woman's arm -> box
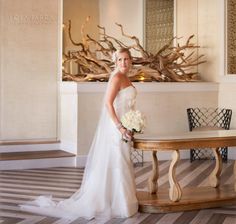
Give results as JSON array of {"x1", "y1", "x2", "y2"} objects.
[
  {"x1": 105, "y1": 74, "x2": 121, "y2": 125},
  {"x1": 105, "y1": 74, "x2": 128, "y2": 136}
]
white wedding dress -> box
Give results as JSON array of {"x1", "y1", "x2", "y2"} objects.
[{"x1": 20, "y1": 73, "x2": 138, "y2": 221}]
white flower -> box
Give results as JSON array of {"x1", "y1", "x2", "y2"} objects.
[{"x1": 121, "y1": 110, "x2": 146, "y2": 133}]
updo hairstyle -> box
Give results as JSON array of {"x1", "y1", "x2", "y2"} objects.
[{"x1": 112, "y1": 48, "x2": 132, "y2": 64}]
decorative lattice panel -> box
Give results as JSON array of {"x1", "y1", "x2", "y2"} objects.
[
  {"x1": 227, "y1": 0, "x2": 236, "y2": 74},
  {"x1": 145, "y1": 0, "x2": 174, "y2": 55},
  {"x1": 187, "y1": 108, "x2": 232, "y2": 162},
  {"x1": 130, "y1": 148, "x2": 144, "y2": 166}
]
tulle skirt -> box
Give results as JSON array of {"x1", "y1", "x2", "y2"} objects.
[{"x1": 20, "y1": 124, "x2": 138, "y2": 221}]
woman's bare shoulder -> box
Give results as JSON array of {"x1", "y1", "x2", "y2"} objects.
[{"x1": 110, "y1": 72, "x2": 123, "y2": 85}]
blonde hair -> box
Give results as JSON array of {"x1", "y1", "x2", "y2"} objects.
[{"x1": 112, "y1": 48, "x2": 132, "y2": 63}]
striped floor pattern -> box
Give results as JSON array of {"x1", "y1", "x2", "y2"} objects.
[{"x1": 0, "y1": 160, "x2": 236, "y2": 224}]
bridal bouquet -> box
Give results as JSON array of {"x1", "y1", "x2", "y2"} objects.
[{"x1": 121, "y1": 110, "x2": 146, "y2": 142}]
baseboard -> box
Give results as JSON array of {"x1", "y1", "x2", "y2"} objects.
[
  {"x1": 0, "y1": 141, "x2": 77, "y2": 155},
  {"x1": 60, "y1": 140, "x2": 77, "y2": 154},
  {"x1": 0, "y1": 157, "x2": 76, "y2": 170},
  {"x1": 0, "y1": 143, "x2": 61, "y2": 153}
]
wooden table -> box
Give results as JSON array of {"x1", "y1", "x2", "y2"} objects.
[{"x1": 133, "y1": 130, "x2": 236, "y2": 213}]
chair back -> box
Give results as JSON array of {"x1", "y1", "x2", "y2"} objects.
[{"x1": 187, "y1": 108, "x2": 232, "y2": 131}]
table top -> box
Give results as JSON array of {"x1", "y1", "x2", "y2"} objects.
[{"x1": 133, "y1": 130, "x2": 236, "y2": 150}]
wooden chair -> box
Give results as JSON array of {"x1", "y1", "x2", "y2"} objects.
[{"x1": 187, "y1": 107, "x2": 232, "y2": 162}]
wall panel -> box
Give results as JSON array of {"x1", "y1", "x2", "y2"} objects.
[{"x1": 0, "y1": 0, "x2": 61, "y2": 141}]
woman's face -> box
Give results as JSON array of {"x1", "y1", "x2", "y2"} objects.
[{"x1": 116, "y1": 52, "x2": 132, "y2": 74}]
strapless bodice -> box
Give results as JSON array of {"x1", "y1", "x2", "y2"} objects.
[{"x1": 114, "y1": 85, "x2": 137, "y2": 118}]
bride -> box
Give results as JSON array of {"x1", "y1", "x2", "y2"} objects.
[{"x1": 20, "y1": 48, "x2": 139, "y2": 221}]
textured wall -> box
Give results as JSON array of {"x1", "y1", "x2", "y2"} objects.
[{"x1": 0, "y1": 0, "x2": 61, "y2": 141}]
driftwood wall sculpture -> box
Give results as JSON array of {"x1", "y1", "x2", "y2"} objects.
[{"x1": 63, "y1": 18, "x2": 206, "y2": 82}]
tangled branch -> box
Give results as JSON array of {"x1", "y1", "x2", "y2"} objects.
[{"x1": 63, "y1": 18, "x2": 206, "y2": 82}]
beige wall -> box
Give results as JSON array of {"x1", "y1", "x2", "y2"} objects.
[
  {"x1": 175, "y1": 0, "x2": 198, "y2": 43},
  {"x1": 99, "y1": 0, "x2": 144, "y2": 56},
  {"x1": 62, "y1": 83, "x2": 218, "y2": 156},
  {"x1": 219, "y1": 84, "x2": 236, "y2": 128},
  {"x1": 175, "y1": 0, "x2": 222, "y2": 82},
  {"x1": 77, "y1": 93, "x2": 104, "y2": 155},
  {"x1": 197, "y1": 0, "x2": 222, "y2": 82},
  {"x1": 60, "y1": 83, "x2": 79, "y2": 154},
  {"x1": 63, "y1": 0, "x2": 99, "y2": 53},
  {"x1": 175, "y1": 0, "x2": 198, "y2": 76},
  {"x1": 0, "y1": 0, "x2": 61, "y2": 141}
]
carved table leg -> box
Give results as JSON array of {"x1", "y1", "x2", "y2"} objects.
[
  {"x1": 148, "y1": 151, "x2": 158, "y2": 194},
  {"x1": 169, "y1": 150, "x2": 182, "y2": 202},
  {"x1": 209, "y1": 147, "x2": 222, "y2": 188}
]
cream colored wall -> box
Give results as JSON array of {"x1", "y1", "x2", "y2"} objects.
[
  {"x1": 63, "y1": 0, "x2": 99, "y2": 53},
  {"x1": 0, "y1": 0, "x2": 61, "y2": 141},
  {"x1": 137, "y1": 92, "x2": 217, "y2": 134},
  {"x1": 175, "y1": 0, "x2": 198, "y2": 43},
  {"x1": 60, "y1": 83, "x2": 78, "y2": 154},
  {"x1": 175, "y1": 0, "x2": 198, "y2": 75},
  {"x1": 99, "y1": 0, "x2": 144, "y2": 55},
  {"x1": 219, "y1": 84, "x2": 236, "y2": 128},
  {"x1": 68, "y1": 83, "x2": 218, "y2": 157},
  {"x1": 78, "y1": 93, "x2": 104, "y2": 155},
  {"x1": 175, "y1": 0, "x2": 221, "y2": 82},
  {"x1": 197, "y1": 0, "x2": 222, "y2": 82}
]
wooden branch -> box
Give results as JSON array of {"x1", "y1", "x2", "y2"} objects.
[
  {"x1": 63, "y1": 19, "x2": 206, "y2": 82},
  {"x1": 155, "y1": 36, "x2": 176, "y2": 56},
  {"x1": 115, "y1": 23, "x2": 149, "y2": 59},
  {"x1": 81, "y1": 16, "x2": 91, "y2": 50},
  {"x1": 68, "y1": 20, "x2": 85, "y2": 50}
]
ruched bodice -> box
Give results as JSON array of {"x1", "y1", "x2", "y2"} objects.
[{"x1": 114, "y1": 85, "x2": 137, "y2": 118}]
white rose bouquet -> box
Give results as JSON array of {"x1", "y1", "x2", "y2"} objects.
[{"x1": 120, "y1": 110, "x2": 146, "y2": 142}]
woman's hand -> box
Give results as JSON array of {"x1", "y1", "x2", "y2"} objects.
[
  {"x1": 119, "y1": 127, "x2": 133, "y2": 142},
  {"x1": 116, "y1": 122, "x2": 133, "y2": 142}
]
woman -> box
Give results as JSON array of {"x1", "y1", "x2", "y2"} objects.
[{"x1": 20, "y1": 48, "x2": 138, "y2": 221}]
